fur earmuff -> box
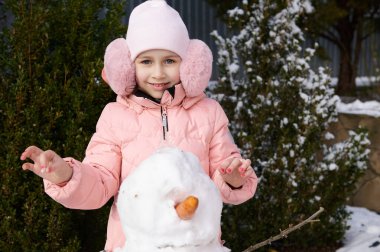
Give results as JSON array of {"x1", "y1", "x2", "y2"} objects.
[
  {"x1": 102, "y1": 38, "x2": 213, "y2": 97},
  {"x1": 180, "y1": 39, "x2": 213, "y2": 97},
  {"x1": 103, "y1": 38, "x2": 136, "y2": 96}
]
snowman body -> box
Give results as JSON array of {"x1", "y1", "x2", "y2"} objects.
[{"x1": 115, "y1": 148, "x2": 229, "y2": 252}]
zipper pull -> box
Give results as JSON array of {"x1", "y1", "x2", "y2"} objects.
[{"x1": 161, "y1": 107, "x2": 168, "y2": 140}]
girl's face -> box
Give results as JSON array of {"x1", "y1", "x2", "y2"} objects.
[{"x1": 135, "y1": 49, "x2": 181, "y2": 99}]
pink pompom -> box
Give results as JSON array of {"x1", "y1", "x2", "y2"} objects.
[
  {"x1": 180, "y1": 39, "x2": 213, "y2": 97},
  {"x1": 103, "y1": 38, "x2": 136, "y2": 96}
]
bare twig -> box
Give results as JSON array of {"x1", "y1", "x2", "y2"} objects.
[{"x1": 242, "y1": 207, "x2": 325, "y2": 252}]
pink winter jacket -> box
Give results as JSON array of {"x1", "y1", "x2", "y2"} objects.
[{"x1": 44, "y1": 84, "x2": 258, "y2": 251}]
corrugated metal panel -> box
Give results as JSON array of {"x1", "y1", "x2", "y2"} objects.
[{"x1": 124, "y1": 0, "x2": 379, "y2": 79}]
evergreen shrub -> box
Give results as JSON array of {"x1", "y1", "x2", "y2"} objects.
[
  {"x1": 0, "y1": 0, "x2": 126, "y2": 251},
  {"x1": 211, "y1": 0, "x2": 370, "y2": 251}
]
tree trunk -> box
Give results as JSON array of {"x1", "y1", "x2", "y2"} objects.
[
  {"x1": 335, "y1": 12, "x2": 358, "y2": 96},
  {"x1": 337, "y1": 48, "x2": 356, "y2": 95}
]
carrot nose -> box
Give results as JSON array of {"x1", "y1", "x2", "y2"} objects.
[{"x1": 175, "y1": 196, "x2": 199, "y2": 220}]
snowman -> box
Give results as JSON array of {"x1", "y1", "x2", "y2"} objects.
[{"x1": 115, "y1": 147, "x2": 230, "y2": 252}]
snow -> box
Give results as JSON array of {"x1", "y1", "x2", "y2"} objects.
[
  {"x1": 337, "y1": 206, "x2": 380, "y2": 252},
  {"x1": 111, "y1": 149, "x2": 380, "y2": 252},
  {"x1": 337, "y1": 99, "x2": 380, "y2": 118},
  {"x1": 115, "y1": 147, "x2": 229, "y2": 252},
  {"x1": 331, "y1": 77, "x2": 380, "y2": 87},
  {"x1": 208, "y1": 0, "x2": 379, "y2": 250},
  {"x1": 110, "y1": 99, "x2": 380, "y2": 252},
  {"x1": 306, "y1": 89, "x2": 379, "y2": 251}
]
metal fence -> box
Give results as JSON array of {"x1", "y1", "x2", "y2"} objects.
[{"x1": 125, "y1": 0, "x2": 380, "y2": 80}]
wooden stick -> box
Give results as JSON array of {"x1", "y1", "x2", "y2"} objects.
[{"x1": 242, "y1": 207, "x2": 325, "y2": 252}]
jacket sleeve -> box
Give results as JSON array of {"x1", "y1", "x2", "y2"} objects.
[
  {"x1": 208, "y1": 101, "x2": 258, "y2": 205},
  {"x1": 44, "y1": 104, "x2": 122, "y2": 210}
]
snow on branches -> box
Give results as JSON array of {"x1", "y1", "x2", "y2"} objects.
[{"x1": 211, "y1": 0, "x2": 370, "y2": 249}]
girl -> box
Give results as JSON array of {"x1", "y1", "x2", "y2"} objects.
[{"x1": 20, "y1": 0, "x2": 258, "y2": 250}]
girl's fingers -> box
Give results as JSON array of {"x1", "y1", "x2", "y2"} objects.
[
  {"x1": 21, "y1": 147, "x2": 57, "y2": 174},
  {"x1": 220, "y1": 158, "x2": 252, "y2": 175},
  {"x1": 220, "y1": 158, "x2": 233, "y2": 174},
  {"x1": 242, "y1": 166, "x2": 254, "y2": 177},
  {"x1": 20, "y1": 146, "x2": 43, "y2": 161},
  {"x1": 225, "y1": 158, "x2": 241, "y2": 174},
  {"x1": 242, "y1": 159, "x2": 251, "y2": 168},
  {"x1": 220, "y1": 158, "x2": 233, "y2": 169},
  {"x1": 39, "y1": 150, "x2": 57, "y2": 173},
  {"x1": 239, "y1": 159, "x2": 251, "y2": 173},
  {"x1": 23, "y1": 162, "x2": 44, "y2": 177},
  {"x1": 22, "y1": 162, "x2": 35, "y2": 171}
]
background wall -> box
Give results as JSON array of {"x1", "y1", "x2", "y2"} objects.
[{"x1": 329, "y1": 113, "x2": 380, "y2": 212}]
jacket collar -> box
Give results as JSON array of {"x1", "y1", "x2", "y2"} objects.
[
  {"x1": 116, "y1": 83, "x2": 205, "y2": 114},
  {"x1": 133, "y1": 86, "x2": 176, "y2": 103}
]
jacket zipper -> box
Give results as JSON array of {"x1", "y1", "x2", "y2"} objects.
[{"x1": 161, "y1": 106, "x2": 168, "y2": 140}]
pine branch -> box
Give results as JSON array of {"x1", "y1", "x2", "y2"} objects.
[{"x1": 242, "y1": 207, "x2": 325, "y2": 252}]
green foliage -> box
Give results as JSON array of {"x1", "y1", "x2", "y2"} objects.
[
  {"x1": 0, "y1": 0, "x2": 126, "y2": 250},
  {"x1": 211, "y1": 1, "x2": 370, "y2": 251},
  {"x1": 206, "y1": 0, "x2": 286, "y2": 25},
  {"x1": 205, "y1": 0, "x2": 240, "y2": 22}
]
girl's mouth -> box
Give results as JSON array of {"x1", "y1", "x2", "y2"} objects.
[{"x1": 150, "y1": 83, "x2": 170, "y2": 90}]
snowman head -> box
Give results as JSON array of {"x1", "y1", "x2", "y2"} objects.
[{"x1": 117, "y1": 147, "x2": 223, "y2": 250}]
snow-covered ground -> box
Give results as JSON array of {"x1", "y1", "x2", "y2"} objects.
[
  {"x1": 336, "y1": 95, "x2": 380, "y2": 252},
  {"x1": 337, "y1": 206, "x2": 380, "y2": 252},
  {"x1": 337, "y1": 99, "x2": 380, "y2": 117},
  {"x1": 332, "y1": 76, "x2": 380, "y2": 88}
]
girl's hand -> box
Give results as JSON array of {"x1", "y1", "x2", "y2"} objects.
[
  {"x1": 20, "y1": 146, "x2": 73, "y2": 185},
  {"x1": 219, "y1": 158, "x2": 253, "y2": 188}
]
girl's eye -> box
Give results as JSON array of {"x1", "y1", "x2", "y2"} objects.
[
  {"x1": 165, "y1": 59, "x2": 175, "y2": 64},
  {"x1": 140, "y1": 60, "x2": 151, "y2": 65}
]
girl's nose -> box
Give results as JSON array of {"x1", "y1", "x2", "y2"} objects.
[{"x1": 152, "y1": 64, "x2": 165, "y2": 79}]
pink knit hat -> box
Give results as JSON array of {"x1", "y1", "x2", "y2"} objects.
[
  {"x1": 102, "y1": 0, "x2": 213, "y2": 97},
  {"x1": 126, "y1": 0, "x2": 190, "y2": 61}
]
